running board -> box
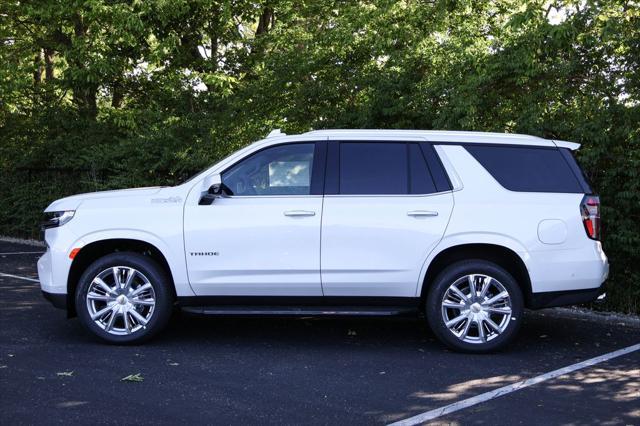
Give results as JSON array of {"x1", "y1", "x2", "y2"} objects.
[{"x1": 181, "y1": 305, "x2": 418, "y2": 317}]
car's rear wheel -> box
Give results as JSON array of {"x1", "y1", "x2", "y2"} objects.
[
  {"x1": 75, "y1": 252, "x2": 173, "y2": 344},
  {"x1": 426, "y1": 260, "x2": 523, "y2": 353}
]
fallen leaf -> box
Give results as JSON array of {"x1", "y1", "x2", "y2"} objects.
[
  {"x1": 121, "y1": 373, "x2": 144, "y2": 382},
  {"x1": 56, "y1": 371, "x2": 74, "y2": 377},
  {"x1": 168, "y1": 362, "x2": 179, "y2": 366},
  {"x1": 347, "y1": 329, "x2": 357, "y2": 336}
]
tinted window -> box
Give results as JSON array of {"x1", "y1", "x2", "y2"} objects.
[
  {"x1": 340, "y1": 143, "x2": 408, "y2": 194},
  {"x1": 408, "y1": 144, "x2": 437, "y2": 194},
  {"x1": 465, "y1": 145, "x2": 583, "y2": 193},
  {"x1": 222, "y1": 144, "x2": 314, "y2": 195},
  {"x1": 421, "y1": 143, "x2": 452, "y2": 192},
  {"x1": 559, "y1": 148, "x2": 593, "y2": 193}
]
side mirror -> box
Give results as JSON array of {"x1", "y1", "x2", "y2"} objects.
[
  {"x1": 208, "y1": 183, "x2": 223, "y2": 196},
  {"x1": 199, "y1": 174, "x2": 226, "y2": 205}
]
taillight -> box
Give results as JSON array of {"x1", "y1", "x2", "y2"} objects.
[{"x1": 581, "y1": 195, "x2": 600, "y2": 240}]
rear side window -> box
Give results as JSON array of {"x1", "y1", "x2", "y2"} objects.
[
  {"x1": 408, "y1": 144, "x2": 437, "y2": 194},
  {"x1": 339, "y1": 143, "x2": 408, "y2": 194},
  {"x1": 420, "y1": 143, "x2": 452, "y2": 192},
  {"x1": 465, "y1": 145, "x2": 584, "y2": 193}
]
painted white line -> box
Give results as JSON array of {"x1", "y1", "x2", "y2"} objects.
[
  {"x1": 389, "y1": 342, "x2": 640, "y2": 426},
  {"x1": 0, "y1": 251, "x2": 44, "y2": 255},
  {"x1": 0, "y1": 272, "x2": 40, "y2": 283}
]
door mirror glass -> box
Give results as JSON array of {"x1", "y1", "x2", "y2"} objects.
[
  {"x1": 208, "y1": 174, "x2": 224, "y2": 196},
  {"x1": 199, "y1": 174, "x2": 226, "y2": 205}
]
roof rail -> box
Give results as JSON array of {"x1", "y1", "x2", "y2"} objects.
[{"x1": 267, "y1": 129, "x2": 285, "y2": 138}]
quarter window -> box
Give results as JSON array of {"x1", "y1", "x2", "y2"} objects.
[
  {"x1": 222, "y1": 144, "x2": 314, "y2": 196},
  {"x1": 465, "y1": 145, "x2": 584, "y2": 193}
]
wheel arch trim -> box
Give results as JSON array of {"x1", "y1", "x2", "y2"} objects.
[
  {"x1": 66, "y1": 230, "x2": 194, "y2": 315},
  {"x1": 416, "y1": 234, "x2": 533, "y2": 305}
]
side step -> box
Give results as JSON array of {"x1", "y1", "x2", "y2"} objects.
[{"x1": 181, "y1": 305, "x2": 418, "y2": 317}]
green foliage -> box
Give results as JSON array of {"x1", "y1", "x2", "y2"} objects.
[{"x1": 1, "y1": 0, "x2": 638, "y2": 313}]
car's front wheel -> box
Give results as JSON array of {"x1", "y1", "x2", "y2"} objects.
[
  {"x1": 75, "y1": 252, "x2": 173, "y2": 344},
  {"x1": 426, "y1": 260, "x2": 524, "y2": 353}
]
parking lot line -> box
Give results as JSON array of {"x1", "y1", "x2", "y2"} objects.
[
  {"x1": 0, "y1": 251, "x2": 44, "y2": 255},
  {"x1": 0, "y1": 272, "x2": 40, "y2": 283},
  {"x1": 389, "y1": 342, "x2": 640, "y2": 426}
]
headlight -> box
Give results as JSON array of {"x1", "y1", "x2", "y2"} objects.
[{"x1": 41, "y1": 210, "x2": 75, "y2": 229}]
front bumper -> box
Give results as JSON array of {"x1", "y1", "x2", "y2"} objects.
[
  {"x1": 37, "y1": 226, "x2": 82, "y2": 312},
  {"x1": 38, "y1": 246, "x2": 71, "y2": 312},
  {"x1": 42, "y1": 291, "x2": 67, "y2": 310}
]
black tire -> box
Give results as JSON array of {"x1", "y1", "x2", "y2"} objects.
[
  {"x1": 75, "y1": 252, "x2": 173, "y2": 344},
  {"x1": 425, "y1": 260, "x2": 524, "y2": 353}
]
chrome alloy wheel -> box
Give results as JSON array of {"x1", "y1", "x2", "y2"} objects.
[
  {"x1": 441, "y1": 274, "x2": 513, "y2": 344},
  {"x1": 85, "y1": 266, "x2": 156, "y2": 336}
]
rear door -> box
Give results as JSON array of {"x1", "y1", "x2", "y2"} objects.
[{"x1": 320, "y1": 140, "x2": 454, "y2": 297}]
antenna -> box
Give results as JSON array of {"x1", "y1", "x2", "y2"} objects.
[{"x1": 267, "y1": 129, "x2": 285, "y2": 138}]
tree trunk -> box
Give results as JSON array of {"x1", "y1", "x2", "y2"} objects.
[
  {"x1": 73, "y1": 86, "x2": 98, "y2": 116},
  {"x1": 256, "y1": 7, "x2": 274, "y2": 36},
  {"x1": 33, "y1": 50, "x2": 43, "y2": 84},
  {"x1": 71, "y1": 13, "x2": 98, "y2": 117},
  {"x1": 111, "y1": 82, "x2": 124, "y2": 108},
  {"x1": 44, "y1": 48, "x2": 55, "y2": 80}
]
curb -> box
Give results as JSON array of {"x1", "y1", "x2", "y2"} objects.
[
  {"x1": 0, "y1": 236, "x2": 46, "y2": 247},
  {"x1": 538, "y1": 307, "x2": 640, "y2": 328}
]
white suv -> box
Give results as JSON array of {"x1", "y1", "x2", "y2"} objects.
[{"x1": 37, "y1": 130, "x2": 608, "y2": 352}]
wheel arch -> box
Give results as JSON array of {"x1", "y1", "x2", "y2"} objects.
[
  {"x1": 66, "y1": 238, "x2": 177, "y2": 317},
  {"x1": 419, "y1": 243, "x2": 533, "y2": 308}
]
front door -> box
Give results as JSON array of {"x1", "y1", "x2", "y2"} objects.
[{"x1": 184, "y1": 142, "x2": 325, "y2": 296}]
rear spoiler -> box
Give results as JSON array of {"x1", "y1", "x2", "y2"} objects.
[{"x1": 553, "y1": 140, "x2": 581, "y2": 150}]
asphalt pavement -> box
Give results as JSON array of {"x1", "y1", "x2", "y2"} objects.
[{"x1": 0, "y1": 240, "x2": 638, "y2": 425}]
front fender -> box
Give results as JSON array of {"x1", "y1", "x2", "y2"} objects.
[{"x1": 71, "y1": 229, "x2": 194, "y2": 297}]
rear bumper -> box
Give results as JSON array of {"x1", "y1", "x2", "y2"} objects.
[
  {"x1": 529, "y1": 282, "x2": 607, "y2": 309},
  {"x1": 526, "y1": 242, "x2": 609, "y2": 293},
  {"x1": 42, "y1": 291, "x2": 67, "y2": 310}
]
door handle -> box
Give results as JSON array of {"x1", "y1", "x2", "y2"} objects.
[
  {"x1": 407, "y1": 210, "x2": 438, "y2": 217},
  {"x1": 283, "y1": 210, "x2": 316, "y2": 217}
]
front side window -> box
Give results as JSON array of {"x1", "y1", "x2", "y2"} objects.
[{"x1": 222, "y1": 143, "x2": 315, "y2": 196}]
